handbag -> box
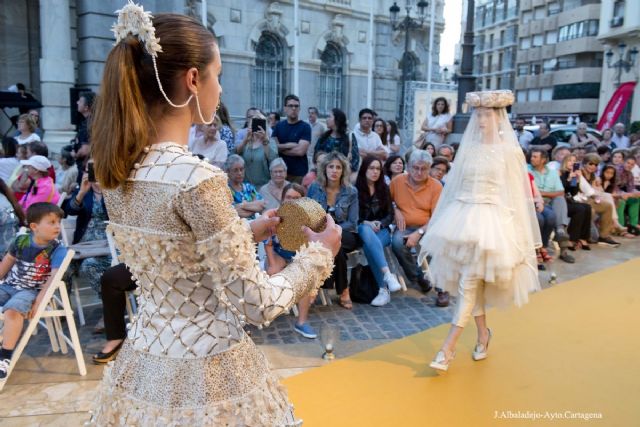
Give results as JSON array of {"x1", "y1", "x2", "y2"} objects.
[{"x1": 349, "y1": 264, "x2": 379, "y2": 304}]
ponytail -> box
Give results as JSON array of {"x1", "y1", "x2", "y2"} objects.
[
  {"x1": 92, "y1": 13, "x2": 216, "y2": 189},
  {"x1": 92, "y1": 38, "x2": 151, "y2": 189}
]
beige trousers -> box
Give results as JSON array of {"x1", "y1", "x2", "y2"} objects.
[
  {"x1": 452, "y1": 278, "x2": 486, "y2": 328},
  {"x1": 587, "y1": 197, "x2": 614, "y2": 238}
]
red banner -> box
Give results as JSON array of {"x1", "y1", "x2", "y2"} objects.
[{"x1": 597, "y1": 81, "x2": 636, "y2": 131}]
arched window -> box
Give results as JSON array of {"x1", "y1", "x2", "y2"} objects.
[
  {"x1": 319, "y1": 42, "x2": 343, "y2": 115},
  {"x1": 252, "y1": 33, "x2": 284, "y2": 112}
]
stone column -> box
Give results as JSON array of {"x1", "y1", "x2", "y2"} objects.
[{"x1": 39, "y1": 0, "x2": 76, "y2": 153}]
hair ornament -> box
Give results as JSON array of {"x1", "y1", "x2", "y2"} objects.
[{"x1": 112, "y1": 1, "x2": 162, "y2": 58}]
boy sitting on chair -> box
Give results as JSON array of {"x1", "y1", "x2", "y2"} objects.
[{"x1": 0, "y1": 202, "x2": 67, "y2": 380}]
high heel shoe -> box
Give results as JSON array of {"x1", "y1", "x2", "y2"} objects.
[
  {"x1": 93, "y1": 340, "x2": 124, "y2": 365},
  {"x1": 429, "y1": 348, "x2": 456, "y2": 372},
  {"x1": 472, "y1": 328, "x2": 492, "y2": 361}
]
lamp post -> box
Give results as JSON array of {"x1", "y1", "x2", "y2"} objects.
[
  {"x1": 389, "y1": 1, "x2": 429, "y2": 128},
  {"x1": 452, "y1": 0, "x2": 477, "y2": 133},
  {"x1": 606, "y1": 42, "x2": 638, "y2": 125},
  {"x1": 605, "y1": 42, "x2": 638, "y2": 87}
]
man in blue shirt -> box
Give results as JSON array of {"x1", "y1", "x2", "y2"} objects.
[
  {"x1": 272, "y1": 95, "x2": 312, "y2": 183},
  {"x1": 529, "y1": 148, "x2": 574, "y2": 263}
]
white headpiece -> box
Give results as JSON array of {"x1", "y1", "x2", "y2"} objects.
[
  {"x1": 466, "y1": 90, "x2": 514, "y2": 109},
  {"x1": 111, "y1": 1, "x2": 215, "y2": 124}
]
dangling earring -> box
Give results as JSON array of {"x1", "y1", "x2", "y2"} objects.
[{"x1": 195, "y1": 93, "x2": 216, "y2": 125}]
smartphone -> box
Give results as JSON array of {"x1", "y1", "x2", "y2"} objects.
[
  {"x1": 572, "y1": 163, "x2": 580, "y2": 172},
  {"x1": 87, "y1": 162, "x2": 96, "y2": 183},
  {"x1": 251, "y1": 118, "x2": 267, "y2": 133}
]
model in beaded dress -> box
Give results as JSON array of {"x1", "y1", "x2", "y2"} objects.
[
  {"x1": 417, "y1": 90, "x2": 542, "y2": 372},
  {"x1": 87, "y1": 4, "x2": 341, "y2": 425}
]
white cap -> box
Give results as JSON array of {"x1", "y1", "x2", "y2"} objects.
[{"x1": 21, "y1": 155, "x2": 51, "y2": 172}]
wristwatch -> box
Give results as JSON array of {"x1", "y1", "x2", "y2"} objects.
[{"x1": 418, "y1": 228, "x2": 425, "y2": 235}]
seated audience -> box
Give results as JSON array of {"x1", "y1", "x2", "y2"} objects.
[
  {"x1": 13, "y1": 114, "x2": 41, "y2": 145},
  {"x1": 355, "y1": 156, "x2": 400, "y2": 307},
  {"x1": 353, "y1": 108, "x2": 386, "y2": 162},
  {"x1": 264, "y1": 183, "x2": 318, "y2": 338},
  {"x1": 580, "y1": 153, "x2": 622, "y2": 246},
  {"x1": 0, "y1": 203, "x2": 67, "y2": 379},
  {"x1": 530, "y1": 122, "x2": 557, "y2": 157},
  {"x1": 390, "y1": 150, "x2": 448, "y2": 306},
  {"x1": 93, "y1": 263, "x2": 136, "y2": 364},
  {"x1": 225, "y1": 155, "x2": 265, "y2": 219},
  {"x1": 259, "y1": 158, "x2": 290, "y2": 211},
  {"x1": 188, "y1": 121, "x2": 228, "y2": 168},
  {"x1": 558, "y1": 155, "x2": 593, "y2": 250},
  {"x1": 528, "y1": 148, "x2": 574, "y2": 263},
  {"x1": 308, "y1": 152, "x2": 359, "y2": 309},
  {"x1": 216, "y1": 102, "x2": 236, "y2": 154},
  {"x1": 0, "y1": 179, "x2": 25, "y2": 254},
  {"x1": 0, "y1": 138, "x2": 20, "y2": 182},
  {"x1": 569, "y1": 122, "x2": 598, "y2": 149},
  {"x1": 19, "y1": 156, "x2": 60, "y2": 210},
  {"x1": 547, "y1": 146, "x2": 570, "y2": 171},
  {"x1": 384, "y1": 154, "x2": 405, "y2": 184},
  {"x1": 56, "y1": 149, "x2": 79, "y2": 197},
  {"x1": 611, "y1": 149, "x2": 627, "y2": 167},
  {"x1": 64, "y1": 164, "x2": 111, "y2": 295},
  {"x1": 615, "y1": 155, "x2": 640, "y2": 236},
  {"x1": 429, "y1": 156, "x2": 450, "y2": 185}
]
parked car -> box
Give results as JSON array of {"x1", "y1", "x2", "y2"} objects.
[
  {"x1": 549, "y1": 125, "x2": 601, "y2": 145},
  {"x1": 522, "y1": 124, "x2": 601, "y2": 145}
]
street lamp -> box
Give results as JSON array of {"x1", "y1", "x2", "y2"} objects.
[
  {"x1": 605, "y1": 42, "x2": 639, "y2": 87},
  {"x1": 389, "y1": 1, "x2": 429, "y2": 128}
]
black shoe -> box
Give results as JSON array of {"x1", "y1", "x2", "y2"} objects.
[
  {"x1": 559, "y1": 250, "x2": 575, "y2": 264},
  {"x1": 628, "y1": 226, "x2": 640, "y2": 236},
  {"x1": 597, "y1": 236, "x2": 621, "y2": 247},
  {"x1": 538, "y1": 263, "x2": 546, "y2": 271},
  {"x1": 92, "y1": 341, "x2": 124, "y2": 365},
  {"x1": 436, "y1": 291, "x2": 450, "y2": 307},
  {"x1": 417, "y1": 277, "x2": 433, "y2": 294}
]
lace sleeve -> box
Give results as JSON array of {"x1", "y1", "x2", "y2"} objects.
[{"x1": 175, "y1": 173, "x2": 334, "y2": 327}]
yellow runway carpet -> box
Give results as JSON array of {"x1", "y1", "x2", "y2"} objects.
[{"x1": 283, "y1": 259, "x2": 640, "y2": 426}]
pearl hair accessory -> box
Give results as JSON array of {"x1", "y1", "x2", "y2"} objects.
[{"x1": 112, "y1": 1, "x2": 216, "y2": 124}]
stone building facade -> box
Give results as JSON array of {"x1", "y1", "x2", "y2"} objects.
[{"x1": 0, "y1": 0, "x2": 445, "y2": 151}]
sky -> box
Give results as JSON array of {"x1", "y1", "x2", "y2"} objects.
[{"x1": 440, "y1": 0, "x2": 463, "y2": 66}]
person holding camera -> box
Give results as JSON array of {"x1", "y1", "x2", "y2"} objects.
[
  {"x1": 235, "y1": 113, "x2": 278, "y2": 188},
  {"x1": 64, "y1": 161, "x2": 111, "y2": 295},
  {"x1": 559, "y1": 154, "x2": 592, "y2": 250}
]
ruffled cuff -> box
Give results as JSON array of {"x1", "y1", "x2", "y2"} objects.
[{"x1": 273, "y1": 241, "x2": 333, "y2": 304}]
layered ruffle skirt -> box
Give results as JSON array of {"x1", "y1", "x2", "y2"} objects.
[
  {"x1": 87, "y1": 336, "x2": 300, "y2": 426},
  {"x1": 422, "y1": 200, "x2": 540, "y2": 308}
]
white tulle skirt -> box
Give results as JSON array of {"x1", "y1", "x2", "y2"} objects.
[{"x1": 423, "y1": 200, "x2": 540, "y2": 308}]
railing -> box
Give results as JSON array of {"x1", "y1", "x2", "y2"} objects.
[{"x1": 328, "y1": 0, "x2": 351, "y2": 5}]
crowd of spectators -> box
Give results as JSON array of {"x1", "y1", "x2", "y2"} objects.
[{"x1": 1, "y1": 91, "x2": 640, "y2": 351}]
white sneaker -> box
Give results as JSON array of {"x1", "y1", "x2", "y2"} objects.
[
  {"x1": 384, "y1": 272, "x2": 402, "y2": 292},
  {"x1": 370, "y1": 288, "x2": 390, "y2": 307}
]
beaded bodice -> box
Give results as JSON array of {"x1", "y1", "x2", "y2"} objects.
[
  {"x1": 457, "y1": 144, "x2": 505, "y2": 205},
  {"x1": 104, "y1": 143, "x2": 333, "y2": 359}
]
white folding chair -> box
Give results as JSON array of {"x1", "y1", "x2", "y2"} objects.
[{"x1": 0, "y1": 249, "x2": 86, "y2": 390}]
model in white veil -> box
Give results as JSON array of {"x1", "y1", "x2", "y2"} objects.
[{"x1": 417, "y1": 90, "x2": 541, "y2": 372}]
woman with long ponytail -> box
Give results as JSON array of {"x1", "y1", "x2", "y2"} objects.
[{"x1": 87, "y1": 4, "x2": 340, "y2": 425}]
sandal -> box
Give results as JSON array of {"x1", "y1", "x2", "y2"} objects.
[
  {"x1": 339, "y1": 297, "x2": 353, "y2": 310},
  {"x1": 540, "y1": 248, "x2": 552, "y2": 262}
]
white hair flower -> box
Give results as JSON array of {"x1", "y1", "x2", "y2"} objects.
[
  {"x1": 466, "y1": 90, "x2": 514, "y2": 108},
  {"x1": 112, "y1": 0, "x2": 162, "y2": 57}
]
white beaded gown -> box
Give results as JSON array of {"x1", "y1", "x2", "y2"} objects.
[{"x1": 88, "y1": 142, "x2": 333, "y2": 426}]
